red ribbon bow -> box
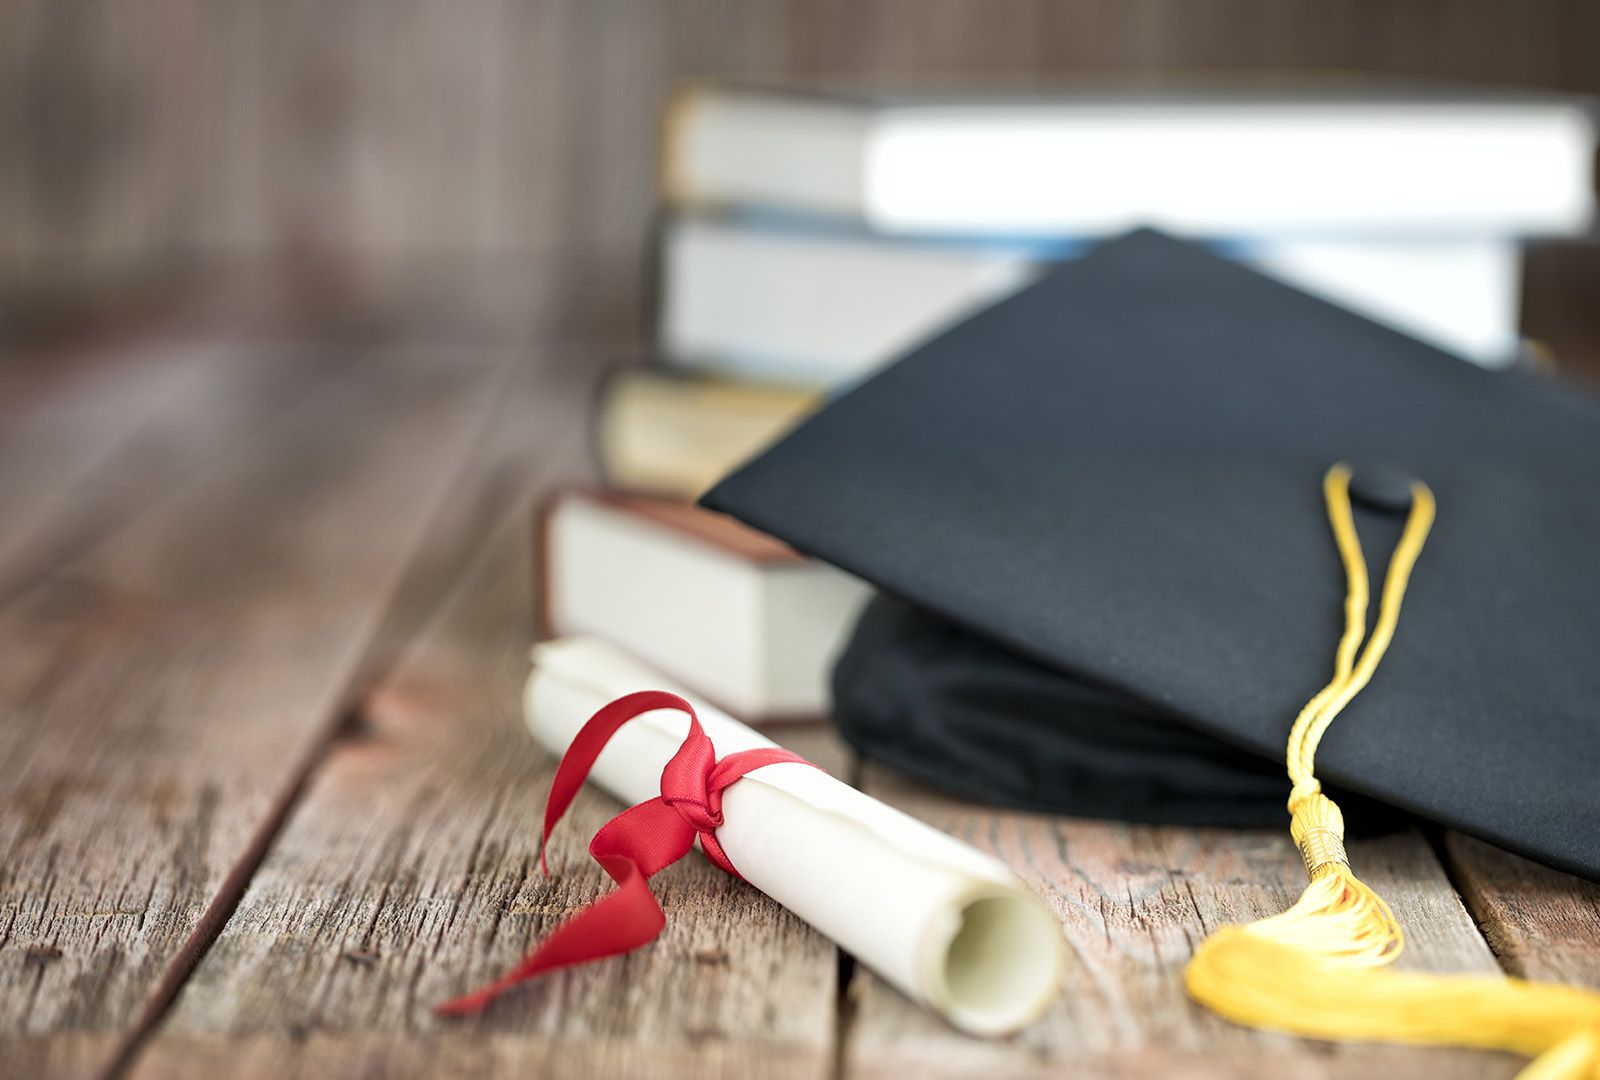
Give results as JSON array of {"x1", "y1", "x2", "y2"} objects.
[{"x1": 435, "y1": 690, "x2": 812, "y2": 1016}]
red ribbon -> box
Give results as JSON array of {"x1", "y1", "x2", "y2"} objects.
[{"x1": 435, "y1": 690, "x2": 813, "y2": 1016}]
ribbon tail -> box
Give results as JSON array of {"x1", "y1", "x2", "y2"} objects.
[
  {"x1": 438, "y1": 692, "x2": 817, "y2": 1017},
  {"x1": 540, "y1": 690, "x2": 697, "y2": 875},
  {"x1": 436, "y1": 798, "x2": 695, "y2": 1016}
]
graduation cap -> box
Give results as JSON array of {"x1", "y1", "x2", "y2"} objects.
[{"x1": 702, "y1": 230, "x2": 1600, "y2": 1070}]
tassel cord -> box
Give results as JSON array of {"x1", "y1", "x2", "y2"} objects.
[{"x1": 1184, "y1": 464, "x2": 1600, "y2": 1080}]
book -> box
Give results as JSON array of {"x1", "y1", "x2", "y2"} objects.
[
  {"x1": 539, "y1": 490, "x2": 870, "y2": 720},
  {"x1": 595, "y1": 367, "x2": 821, "y2": 497},
  {"x1": 659, "y1": 216, "x2": 1523, "y2": 380},
  {"x1": 664, "y1": 84, "x2": 1595, "y2": 239}
]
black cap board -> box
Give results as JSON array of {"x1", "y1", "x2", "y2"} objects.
[{"x1": 701, "y1": 229, "x2": 1600, "y2": 882}]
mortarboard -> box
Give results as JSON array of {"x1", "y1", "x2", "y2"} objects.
[
  {"x1": 701, "y1": 228, "x2": 1600, "y2": 882},
  {"x1": 700, "y1": 229, "x2": 1600, "y2": 1072}
]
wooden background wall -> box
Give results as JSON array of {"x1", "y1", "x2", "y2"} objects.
[{"x1": 3, "y1": 0, "x2": 1598, "y2": 362}]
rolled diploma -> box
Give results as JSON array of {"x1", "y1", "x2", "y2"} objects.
[{"x1": 525, "y1": 636, "x2": 1065, "y2": 1036}]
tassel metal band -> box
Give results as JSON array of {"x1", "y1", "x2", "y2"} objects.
[{"x1": 1295, "y1": 826, "x2": 1348, "y2": 880}]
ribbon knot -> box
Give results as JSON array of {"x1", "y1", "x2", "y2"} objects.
[
  {"x1": 663, "y1": 792, "x2": 723, "y2": 832},
  {"x1": 657, "y1": 717, "x2": 731, "y2": 866},
  {"x1": 437, "y1": 690, "x2": 812, "y2": 1016}
]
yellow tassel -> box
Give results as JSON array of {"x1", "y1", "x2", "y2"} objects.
[
  {"x1": 1183, "y1": 465, "x2": 1600, "y2": 1080},
  {"x1": 1187, "y1": 934, "x2": 1600, "y2": 1065}
]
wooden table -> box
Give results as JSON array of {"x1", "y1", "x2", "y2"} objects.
[{"x1": 3, "y1": 326, "x2": 1598, "y2": 1080}]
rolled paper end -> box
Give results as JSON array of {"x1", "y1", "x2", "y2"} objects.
[{"x1": 923, "y1": 886, "x2": 1066, "y2": 1036}]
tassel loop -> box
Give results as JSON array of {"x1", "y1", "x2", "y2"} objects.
[{"x1": 1286, "y1": 777, "x2": 1323, "y2": 813}]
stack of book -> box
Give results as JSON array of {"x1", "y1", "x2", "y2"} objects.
[
  {"x1": 565, "y1": 81, "x2": 1594, "y2": 720},
  {"x1": 602, "y1": 81, "x2": 1593, "y2": 497}
]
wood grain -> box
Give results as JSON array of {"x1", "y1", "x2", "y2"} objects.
[
  {"x1": 0, "y1": 345, "x2": 506, "y2": 1078},
  {"x1": 0, "y1": 344, "x2": 202, "y2": 576},
  {"x1": 1444, "y1": 832, "x2": 1600, "y2": 987},
  {"x1": 840, "y1": 765, "x2": 1517, "y2": 1079},
  {"x1": 0, "y1": 338, "x2": 342, "y2": 605},
  {"x1": 3, "y1": 333, "x2": 1591, "y2": 1079},
  {"x1": 130, "y1": 357, "x2": 843, "y2": 1080}
]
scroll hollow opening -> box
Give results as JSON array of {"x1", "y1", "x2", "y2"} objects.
[{"x1": 938, "y1": 893, "x2": 1063, "y2": 1035}]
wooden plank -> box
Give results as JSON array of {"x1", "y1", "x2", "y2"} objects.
[
  {"x1": 0, "y1": 341, "x2": 205, "y2": 549},
  {"x1": 0, "y1": 344, "x2": 507, "y2": 1078},
  {"x1": 1444, "y1": 832, "x2": 1600, "y2": 986},
  {"x1": 132, "y1": 369, "x2": 843, "y2": 1079},
  {"x1": 0, "y1": 337, "x2": 338, "y2": 603},
  {"x1": 841, "y1": 766, "x2": 1517, "y2": 1079}
]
